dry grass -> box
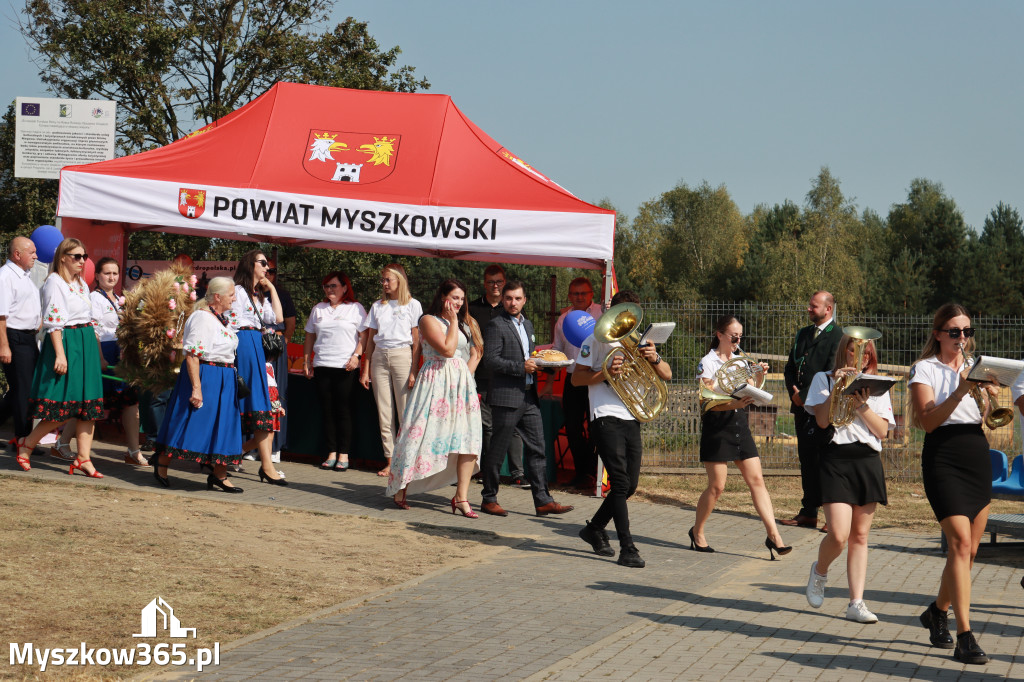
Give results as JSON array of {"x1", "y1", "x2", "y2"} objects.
[
  {"x1": 0, "y1": 476, "x2": 503, "y2": 681},
  {"x1": 634, "y1": 472, "x2": 1023, "y2": 533}
]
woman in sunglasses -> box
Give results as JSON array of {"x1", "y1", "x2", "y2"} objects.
[
  {"x1": 14, "y1": 239, "x2": 105, "y2": 477},
  {"x1": 908, "y1": 303, "x2": 993, "y2": 665},
  {"x1": 229, "y1": 249, "x2": 286, "y2": 485},
  {"x1": 692, "y1": 314, "x2": 790, "y2": 559}
]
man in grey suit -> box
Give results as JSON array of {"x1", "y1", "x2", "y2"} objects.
[{"x1": 480, "y1": 280, "x2": 574, "y2": 517}]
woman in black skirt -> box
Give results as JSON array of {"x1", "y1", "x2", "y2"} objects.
[
  {"x1": 803, "y1": 335, "x2": 894, "y2": 623},
  {"x1": 693, "y1": 315, "x2": 790, "y2": 558},
  {"x1": 908, "y1": 303, "x2": 993, "y2": 665}
]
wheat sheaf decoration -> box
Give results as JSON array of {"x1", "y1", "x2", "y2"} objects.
[{"x1": 116, "y1": 265, "x2": 199, "y2": 392}]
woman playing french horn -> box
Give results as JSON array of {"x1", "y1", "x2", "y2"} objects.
[
  {"x1": 692, "y1": 315, "x2": 791, "y2": 559},
  {"x1": 908, "y1": 303, "x2": 996, "y2": 665},
  {"x1": 803, "y1": 333, "x2": 893, "y2": 624}
]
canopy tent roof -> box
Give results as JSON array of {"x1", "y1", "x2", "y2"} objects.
[{"x1": 58, "y1": 82, "x2": 615, "y2": 270}]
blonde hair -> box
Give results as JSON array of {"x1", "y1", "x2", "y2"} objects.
[
  {"x1": 50, "y1": 238, "x2": 87, "y2": 283},
  {"x1": 907, "y1": 303, "x2": 973, "y2": 428},
  {"x1": 380, "y1": 263, "x2": 411, "y2": 306},
  {"x1": 196, "y1": 276, "x2": 235, "y2": 311}
]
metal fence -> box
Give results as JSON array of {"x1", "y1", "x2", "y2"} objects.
[{"x1": 638, "y1": 301, "x2": 1024, "y2": 480}]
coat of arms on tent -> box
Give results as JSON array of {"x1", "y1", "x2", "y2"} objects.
[
  {"x1": 178, "y1": 188, "x2": 207, "y2": 219},
  {"x1": 303, "y1": 131, "x2": 401, "y2": 184}
]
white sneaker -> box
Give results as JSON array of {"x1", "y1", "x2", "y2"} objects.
[
  {"x1": 229, "y1": 462, "x2": 243, "y2": 472},
  {"x1": 845, "y1": 600, "x2": 878, "y2": 624},
  {"x1": 276, "y1": 469, "x2": 286, "y2": 478},
  {"x1": 806, "y1": 561, "x2": 827, "y2": 608},
  {"x1": 242, "y1": 452, "x2": 257, "y2": 461},
  {"x1": 270, "y1": 450, "x2": 281, "y2": 463}
]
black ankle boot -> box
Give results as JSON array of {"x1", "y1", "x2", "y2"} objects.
[
  {"x1": 919, "y1": 601, "x2": 954, "y2": 649},
  {"x1": 953, "y1": 631, "x2": 988, "y2": 664}
]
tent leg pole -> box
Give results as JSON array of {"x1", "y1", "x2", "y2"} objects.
[{"x1": 602, "y1": 259, "x2": 613, "y2": 309}]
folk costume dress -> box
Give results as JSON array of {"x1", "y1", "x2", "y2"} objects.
[
  {"x1": 804, "y1": 371, "x2": 894, "y2": 506},
  {"x1": 154, "y1": 310, "x2": 244, "y2": 465},
  {"x1": 90, "y1": 289, "x2": 139, "y2": 411},
  {"x1": 908, "y1": 356, "x2": 991, "y2": 522},
  {"x1": 697, "y1": 349, "x2": 758, "y2": 462},
  {"x1": 385, "y1": 317, "x2": 481, "y2": 497},
  {"x1": 29, "y1": 273, "x2": 104, "y2": 421},
  {"x1": 227, "y1": 285, "x2": 276, "y2": 433}
]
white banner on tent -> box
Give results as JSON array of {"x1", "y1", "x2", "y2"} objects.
[
  {"x1": 15, "y1": 97, "x2": 116, "y2": 179},
  {"x1": 59, "y1": 172, "x2": 614, "y2": 262}
]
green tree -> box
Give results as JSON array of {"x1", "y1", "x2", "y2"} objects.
[
  {"x1": 960, "y1": 202, "x2": 1024, "y2": 315},
  {"x1": 888, "y1": 178, "x2": 969, "y2": 311},
  {"x1": 20, "y1": 0, "x2": 429, "y2": 152},
  {"x1": 732, "y1": 201, "x2": 803, "y2": 302}
]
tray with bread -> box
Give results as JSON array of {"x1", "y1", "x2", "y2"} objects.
[{"x1": 530, "y1": 349, "x2": 575, "y2": 368}]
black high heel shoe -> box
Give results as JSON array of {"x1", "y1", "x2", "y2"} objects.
[
  {"x1": 152, "y1": 457, "x2": 170, "y2": 488},
  {"x1": 258, "y1": 467, "x2": 289, "y2": 486},
  {"x1": 765, "y1": 537, "x2": 793, "y2": 561},
  {"x1": 688, "y1": 527, "x2": 715, "y2": 553},
  {"x1": 207, "y1": 474, "x2": 243, "y2": 494}
]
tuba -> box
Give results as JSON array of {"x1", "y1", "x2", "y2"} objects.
[
  {"x1": 828, "y1": 326, "x2": 882, "y2": 427},
  {"x1": 961, "y1": 345, "x2": 1014, "y2": 429},
  {"x1": 699, "y1": 350, "x2": 766, "y2": 415},
  {"x1": 594, "y1": 302, "x2": 668, "y2": 422}
]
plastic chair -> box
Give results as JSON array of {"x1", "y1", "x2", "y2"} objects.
[
  {"x1": 993, "y1": 454, "x2": 1024, "y2": 495},
  {"x1": 991, "y1": 449, "x2": 1009, "y2": 485}
]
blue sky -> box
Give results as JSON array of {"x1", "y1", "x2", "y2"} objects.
[{"x1": 3, "y1": 1, "x2": 1021, "y2": 230}]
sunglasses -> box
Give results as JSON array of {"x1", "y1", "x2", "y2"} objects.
[
  {"x1": 730, "y1": 335, "x2": 743, "y2": 343},
  {"x1": 938, "y1": 327, "x2": 975, "y2": 339},
  {"x1": 255, "y1": 259, "x2": 269, "y2": 267},
  {"x1": 69, "y1": 253, "x2": 89, "y2": 262}
]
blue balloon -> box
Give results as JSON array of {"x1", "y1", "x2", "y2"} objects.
[
  {"x1": 30, "y1": 224, "x2": 64, "y2": 264},
  {"x1": 563, "y1": 310, "x2": 596, "y2": 348}
]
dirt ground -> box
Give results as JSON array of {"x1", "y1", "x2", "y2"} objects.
[{"x1": 0, "y1": 476, "x2": 507, "y2": 681}]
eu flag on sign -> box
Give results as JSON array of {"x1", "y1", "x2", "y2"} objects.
[{"x1": 21, "y1": 103, "x2": 40, "y2": 116}]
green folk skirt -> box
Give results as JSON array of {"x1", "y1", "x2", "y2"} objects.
[{"x1": 30, "y1": 325, "x2": 105, "y2": 422}]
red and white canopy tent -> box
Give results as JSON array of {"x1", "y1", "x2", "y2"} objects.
[{"x1": 57, "y1": 82, "x2": 616, "y2": 300}]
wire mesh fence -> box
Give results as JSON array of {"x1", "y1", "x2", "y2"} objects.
[{"x1": 638, "y1": 301, "x2": 1024, "y2": 480}]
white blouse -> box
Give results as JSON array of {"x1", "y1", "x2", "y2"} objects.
[
  {"x1": 305, "y1": 301, "x2": 366, "y2": 368},
  {"x1": 41, "y1": 273, "x2": 92, "y2": 332},
  {"x1": 227, "y1": 284, "x2": 276, "y2": 331},
  {"x1": 360, "y1": 298, "x2": 422, "y2": 350},
  {"x1": 90, "y1": 290, "x2": 122, "y2": 343},
  {"x1": 804, "y1": 371, "x2": 895, "y2": 452},
  {"x1": 182, "y1": 310, "x2": 239, "y2": 364},
  {"x1": 908, "y1": 355, "x2": 982, "y2": 426}
]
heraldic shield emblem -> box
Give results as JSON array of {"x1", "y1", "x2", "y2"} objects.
[
  {"x1": 303, "y1": 130, "x2": 401, "y2": 184},
  {"x1": 178, "y1": 188, "x2": 207, "y2": 219}
]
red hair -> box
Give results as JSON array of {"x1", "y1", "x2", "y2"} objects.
[{"x1": 321, "y1": 271, "x2": 356, "y2": 304}]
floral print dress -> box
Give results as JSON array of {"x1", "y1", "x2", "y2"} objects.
[{"x1": 385, "y1": 317, "x2": 482, "y2": 497}]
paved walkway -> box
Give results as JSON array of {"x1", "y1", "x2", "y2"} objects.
[{"x1": 8, "y1": 440, "x2": 1024, "y2": 680}]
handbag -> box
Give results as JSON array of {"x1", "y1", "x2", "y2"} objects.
[
  {"x1": 234, "y1": 368, "x2": 251, "y2": 400},
  {"x1": 245, "y1": 288, "x2": 285, "y2": 360}
]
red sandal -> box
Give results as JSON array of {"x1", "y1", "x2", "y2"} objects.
[{"x1": 69, "y1": 457, "x2": 104, "y2": 478}]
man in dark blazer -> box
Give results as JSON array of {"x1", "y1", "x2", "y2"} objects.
[
  {"x1": 480, "y1": 280, "x2": 574, "y2": 517},
  {"x1": 781, "y1": 290, "x2": 845, "y2": 529}
]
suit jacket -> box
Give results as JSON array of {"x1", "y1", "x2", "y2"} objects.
[
  {"x1": 783, "y1": 320, "x2": 844, "y2": 414},
  {"x1": 482, "y1": 310, "x2": 537, "y2": 408},
  {"x1": 468, "y1": 296, "x2": 504, "y2": 396}
]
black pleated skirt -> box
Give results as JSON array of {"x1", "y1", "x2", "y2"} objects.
[
  {"x1": 922, "y1": 423, "x2": 991, "y2": 522},
  {"x1": 820, "y1": 441, "x2": 888, "y2": 506},
  {"x1": 700, "y1": 409, "x2": 758, "y2": 462}
]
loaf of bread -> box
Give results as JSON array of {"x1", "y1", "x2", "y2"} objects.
[{"x1": 533, "y1": 349, "x2": 568, "y2": 362}]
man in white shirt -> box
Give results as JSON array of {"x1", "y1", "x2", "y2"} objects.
[
  {"x1": 550, "y1": 277, "x2": 603, "y2": 490},
  {"x1": 572, "y1": 290, "x2": 672, "y2": 568},
  {"x1": 0, "y1": 236, "x2": 41, "y2": 445}
]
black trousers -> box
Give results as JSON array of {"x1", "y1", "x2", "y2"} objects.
[
  {"x1": 562, "y1": 377, "x2": 596, "y2": 480},
  {"x1": 479, "y1": 396, "x2": 524, "y2": 477},
  {"x1": 313, "y1": 366, "x2": 357, "y2": 454},
  {"x1": 794, "y1": 410, "x2": 822, "y2": 517},
  {"x1": 1, "y1": 329, "x2": 39, "y2": 439},
  {"x1": 483, "y1": 392, "x2": 553, "y2": 507},
  {"x1": 590, "y1": 416, "x2": 642, "y2": 548}
]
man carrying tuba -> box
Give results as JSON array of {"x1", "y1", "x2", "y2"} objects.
[{"x1": 572, "y1": 290, "x2": 672, "y2": 569}]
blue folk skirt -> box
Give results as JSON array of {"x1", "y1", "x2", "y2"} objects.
[
  {"x1": 235, "y1": 329, "x2": 274, "y2": 433},
  {"x1": 155, "y1": 362, "x2": 244, "y2": 465}
]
